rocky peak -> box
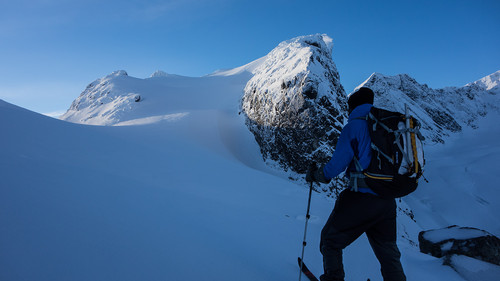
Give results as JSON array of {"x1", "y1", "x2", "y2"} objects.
[
  {"x1": 241, "y1": 34, "x2": 347, "y2": 175},
  {"x1": 359, "y1": 71, "x2": 500, "y2": 143}
]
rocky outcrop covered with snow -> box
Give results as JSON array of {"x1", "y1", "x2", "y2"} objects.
[
  {"x1": 359, "y1": 71, "x2": 500, "y2": 143},
  {"x1": 419, "y1": 225, "x2": 500, "y2": 266},
  {"x1": 241, "y1": 34, "x2": 347, "y2": 174}
]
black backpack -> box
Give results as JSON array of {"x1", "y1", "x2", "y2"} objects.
[{"x1": 352, "y1": 105, "x2": 425, "y2": 198}]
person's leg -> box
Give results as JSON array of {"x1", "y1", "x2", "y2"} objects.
[
  {"x1": 319, "y1": 191, "x2": 372, "y2": 281},
  {"x1": 320, "y1": 214, "x2": 359, "y2": 281},
  {"x1": 366, "y1": 200, "x2": 406, "y2": 281}
]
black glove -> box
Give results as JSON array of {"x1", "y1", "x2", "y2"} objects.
[
  {"x1": 306, "y1": 164, "x2": 318, "y2": 183},
  {"x1": 306, "y1": 163, "x2": 331, "y2": 184}
]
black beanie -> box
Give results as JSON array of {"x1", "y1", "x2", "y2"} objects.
[{"x1": 347, "y1": 87, "x2": 374, "y2": 114}]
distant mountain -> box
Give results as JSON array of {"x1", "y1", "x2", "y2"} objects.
[
  {"x1": 59, "y1": 65, "x2": 258, "y2": 125},
  {"x1": 359, "y1": 71, "x2": 500, "y2": 143},
  {"x1": 465, "y1": 70, "x2": 500, "y2": 93}
]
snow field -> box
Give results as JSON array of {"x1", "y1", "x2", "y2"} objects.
[{"x1": 1, "y1": 99, "x2": 475, "y2": 281}]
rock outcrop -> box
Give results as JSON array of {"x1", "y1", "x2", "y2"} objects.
[
  {"x1": 419, "y1": 225, "x2": 500, "y2": 266},
  {"x1": 241, "y1": 34, "x2": 347, "y2": 175}
]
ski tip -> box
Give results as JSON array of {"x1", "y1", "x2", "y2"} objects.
[{"x1": 297, "y1": 257, "x2": 302, "y2": 267}]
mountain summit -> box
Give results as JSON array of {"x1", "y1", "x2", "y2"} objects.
[{"x1": 241, "y1": 34, "x2": 347, "y2": 174}]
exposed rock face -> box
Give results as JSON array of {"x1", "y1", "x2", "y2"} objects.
[
  {"x1": 359, "y1": 71, "x2": 500, "y2": 143},
  {"x1": 419, "y1": 225, "x2": 500, "y2": 266},
  {"x1": 241, "y1": 34, "x2": 347, "y2": 174}
]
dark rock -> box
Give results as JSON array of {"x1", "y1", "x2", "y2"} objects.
[{"x1": 419, "y1": 225, "x2": 500, "y2": 266}]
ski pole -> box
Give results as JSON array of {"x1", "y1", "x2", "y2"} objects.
[{"x1": 299, "y1": 181, "x2": 314, "y2": 281}]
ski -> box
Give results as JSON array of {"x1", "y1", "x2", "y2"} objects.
[{"x1": 298, "y1": 257, "x2": 319, "y2": 281}]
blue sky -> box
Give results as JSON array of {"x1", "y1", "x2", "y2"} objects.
[{"x1": 1, "y1": 0, "x2": 499, "y2": 115}]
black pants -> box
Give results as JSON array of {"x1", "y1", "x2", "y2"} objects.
[{"x1": 320, "y1": 190, "x2": 406, "y2": 281}]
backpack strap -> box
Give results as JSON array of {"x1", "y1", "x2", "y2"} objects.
[
  {"x1": 368, "y1": 112, "x2": 394, "y2": 133},
  {"x1": 371, "y1": 143, "x2": 394, "y2": 168},
  {"x1": 350, "y1": 156, "x2": 367, "y2": 192}
]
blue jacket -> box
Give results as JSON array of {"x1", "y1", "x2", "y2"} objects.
[{"x1": 323, "y1": 104, "x2": 374, "y2": 193}]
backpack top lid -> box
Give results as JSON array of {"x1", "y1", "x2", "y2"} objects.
[{"x1": 347, "y1": 87, "x2": 374, "y2": 114}]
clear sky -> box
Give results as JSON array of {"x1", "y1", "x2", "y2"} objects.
[{"x1": 1, "y1": 0, "x2": 499, "y2": 115}]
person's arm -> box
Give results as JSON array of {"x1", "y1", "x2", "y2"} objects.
[{"x1": 322, "y1": 124, "x2": 355, "y2": 180}]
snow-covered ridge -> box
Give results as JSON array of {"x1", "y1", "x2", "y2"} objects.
[
  {"x1": 60, "y1": 64, "x2": 258, "y2": 125},
  {"x1": 465, "y1": 70, "x2": 500, "y2": 92},
  {"x1": 206, "y1": 56, "x2": 266, "y2": 77},
  {"x1": 359, "y1": 71, "x2": 500, "y2": 143}
]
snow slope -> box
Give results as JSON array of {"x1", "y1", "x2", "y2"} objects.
[
  {"x1": 406, "y1": 113, "x2": 500, "y2": 237},
  {"x1": 1, "y1": 96, "x2": 472, "y2": 281}
]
